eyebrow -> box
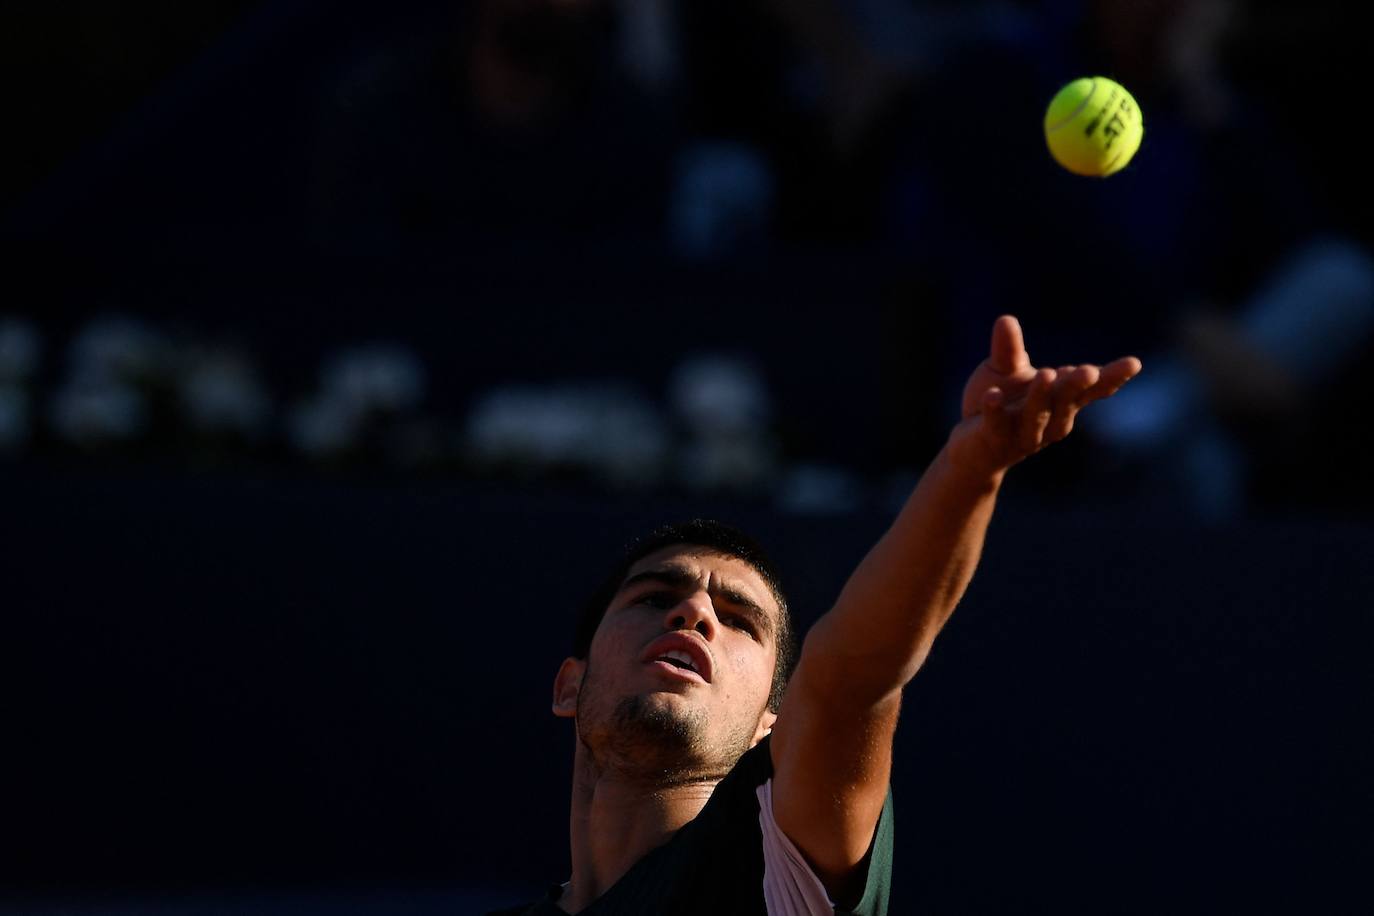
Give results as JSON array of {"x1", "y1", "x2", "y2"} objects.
[{"x1": 616, "y1": 565, "x2": 776, "y2": 638}]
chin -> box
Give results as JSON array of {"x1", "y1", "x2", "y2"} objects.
[{"x1": 616, "y1": 692, "x2": 705, "y2": 744}]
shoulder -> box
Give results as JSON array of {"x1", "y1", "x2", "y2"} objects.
[{"x1": 757, "y1": 777, "x2": 896, "y2": 916}]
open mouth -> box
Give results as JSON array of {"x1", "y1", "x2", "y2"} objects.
[
  {"x1": 653, "y1": 649, "x2": 700, "y2": 676},
  {"x1": 641, "y1": 634, "x2": 712, "y2": 683}
]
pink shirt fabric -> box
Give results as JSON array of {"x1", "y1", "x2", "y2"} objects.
[{"x1": 756, "y1": 777, "x2": 837, "y2": 915}]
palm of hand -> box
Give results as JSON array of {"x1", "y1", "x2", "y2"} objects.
[
  {"x1": 960, "y1": 354, "x2": 1035, "y2": 421},
  {"x1": 949, "y1": 316, "x2": 1142, "y2": 476}
]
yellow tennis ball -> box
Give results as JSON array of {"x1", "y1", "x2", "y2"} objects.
[{"x1": 1044, "y1": 76, "x2": 1144, "y2": 177}]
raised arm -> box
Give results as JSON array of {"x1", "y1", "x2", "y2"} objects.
[{"x1": 769, "y1": 316, "x2": 1141, "y2": 903}]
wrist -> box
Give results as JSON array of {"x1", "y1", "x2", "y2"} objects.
[{"x1": 936, "y1": 435, "x2": 1008, "y2": 496}]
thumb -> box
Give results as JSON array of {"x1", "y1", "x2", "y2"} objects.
[{"x1": 988, "y1": 315, "x2": 1031, "y2": 375}]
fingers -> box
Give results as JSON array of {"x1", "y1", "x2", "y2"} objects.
[
  {"x1": 1045, "y1": 365, "x2": 1099, "y2": 443},
  {"x1": 988, "y1": 315, "x2": 1032, "y2": 375},
  {"x1": 1077, "y1": 356, "x2": 1143, "y2": 405},
  {"x1": 973, "y1": 350, "x2": 1142, "y2": 467},
  {"x1": 1020, "y1": 368, "x2": 1056, "y2": 454}
]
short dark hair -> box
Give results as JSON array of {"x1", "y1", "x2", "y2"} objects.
[{"x1": 573, "y1": 519, "x2": 798, "y2": 712}]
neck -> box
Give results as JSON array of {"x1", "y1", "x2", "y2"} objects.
[{"x1": 558, "y1": 744, "x2": 720, "y2": 914}]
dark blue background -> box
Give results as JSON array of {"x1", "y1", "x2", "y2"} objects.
[{"x1": 3, "y1": 468, "x2": 1369, "y2": 911}]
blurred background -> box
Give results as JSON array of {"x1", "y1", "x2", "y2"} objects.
[{"x1": 1, "y1": 0, "x2": 1369, "y2": 912}]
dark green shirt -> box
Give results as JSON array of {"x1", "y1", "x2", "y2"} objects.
[{"x1": 488, "y1": 737, "x2": 894, "y2": 915}]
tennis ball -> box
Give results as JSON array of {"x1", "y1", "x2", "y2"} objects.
[{"x1": 1044, "y1": 76, "x2": 1143, "y2": 177}]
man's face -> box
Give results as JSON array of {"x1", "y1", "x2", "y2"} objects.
[{"x1": 553, "y1": 546, "x2": 781, "y2": 780}]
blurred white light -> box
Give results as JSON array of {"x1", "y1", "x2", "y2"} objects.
[
  {"x1": 50, "y1": 373, "x2": 149, "y2": 443},
  {"x1": 321, "y1": 344, "x2": 426, "y2": 413},
  {"x1": 68, "y1": 316, "x2": 170, "y2": 380},
  {"x1": 181, "y1": 352, "x2": 272, "y2": 438},
  {"x1": 668, "y1": 354, "x2": 772, "y2": 436},
  {"x1": 465, "y1": 384, "x2": 668, "y2": 487}
]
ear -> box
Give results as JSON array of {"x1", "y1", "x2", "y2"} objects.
[
  {"x1": 752, "y1": 708, "x2": 778, "y2": 746},
  {"x1": 552, "y1": 657, "x2": 585, "y2": 718}
]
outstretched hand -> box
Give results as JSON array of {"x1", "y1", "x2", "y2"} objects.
[{"x1": 949, "y1": 315, "x2": 1142, "y2": 477}]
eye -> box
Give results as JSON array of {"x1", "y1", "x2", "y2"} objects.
[
  {"x1": 723, "y1": 614, "x2": 757, "y2": 638},
  {"x1": 634, "y1": 591, "x2": 677, "y2": 609}
]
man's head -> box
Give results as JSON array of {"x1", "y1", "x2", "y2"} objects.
[{"x1": 553, "y1": 520, "x2": 798, "y2": 780}]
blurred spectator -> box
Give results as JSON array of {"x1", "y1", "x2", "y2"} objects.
[
  {"x1": 464, "y1": 383, "x2": 668, "y2": 489},
  {"x1": 3, "y1": 1, "x2": 1368, "y2": 523},
  {"x1": 287, "y1": 342, "x2": 429, "y2": 464},
  {"x1": 668, "y1": 353, "x2": 777, "y2": 491},
  {"x1": 321, "y1": 344, "x2": 426, "y2": 415},
  {"x1": 179, "y1": 346, "x2": 273, "y2": 444},
  {"x1": 50, "y1": 374, "x2": 149, "y2": 447},
  {"x1": 613, "y1": 0, "x2": 681, "y2": 94},
  {"x1": 1067, "y1": 1, "x2": 1374, "y2": 518},
  {"x1": 669, "y1": 141, "x2": 775, "y2": 261},
  {"x1": 674, "y1": 0, "x2": 920, "y2": 244},
  {"x1": 825, "y1": 0, "x2": 1374, "y2": 520},
  {"x1": 49, "y1": 317, "x2": 170, "y2": 449},
  {"x1": 672, "y1": 0, "x2": 1061, "y2": 247},
  {"x1": 459, "y1": 352, "x2": 783, "y2": 493},
  {"x1": 68, "y1": 316, "x2": 172, "y2": 383},
  {"x1": 1090, "y1": 236, "x2": 1374, "y2": 519},
  {"x1": 308, "y1": 0, "x2": 676, "y2": 249}
]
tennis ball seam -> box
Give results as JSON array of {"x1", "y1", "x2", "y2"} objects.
[
  {"x1": 1044, "y1": 76, "x2": 1143, "y2": 177},
  {"x1": 1044, "y1": 77, "x2": 1098, "y2": 134},
  {"x1": 1101, "y1": 141, "x2": 1131, "y2": 175}
]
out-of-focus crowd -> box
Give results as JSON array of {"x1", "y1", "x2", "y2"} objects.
[
  {"x1": 3, "y1": 0, "x2": 1371, "y2": 520},
  {"x1": 0, "y1": 313, "x2": 873, "y2": 512}
]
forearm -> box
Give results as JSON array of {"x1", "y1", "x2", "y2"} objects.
[
  {"x1": 768, "y1": 318, "x2": 1140, "y2": 892},
  {"x1": 798, "y1": 441, "x2": 1003, "y2": 702}
]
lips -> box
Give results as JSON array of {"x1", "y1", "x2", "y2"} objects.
[{"x1": 641, "y1": 632, "x2": 713, "y2": 684}]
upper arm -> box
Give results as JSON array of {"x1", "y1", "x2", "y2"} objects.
[{"x1": 767, "y1": 638, "x2": 901, "y2": 906}]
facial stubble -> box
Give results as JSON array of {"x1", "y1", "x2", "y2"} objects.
[{"x1": 576, "y1": 659, "x2": 759, "y2": 785}]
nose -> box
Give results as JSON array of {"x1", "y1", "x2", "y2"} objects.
[{"x1": 664, "y1": 592, "x2": 717, "y2": 640}]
